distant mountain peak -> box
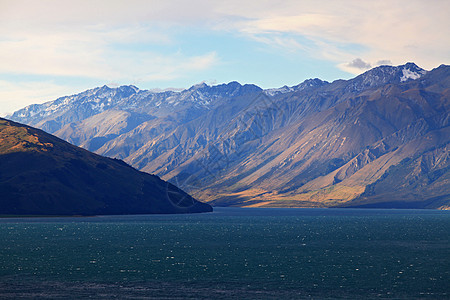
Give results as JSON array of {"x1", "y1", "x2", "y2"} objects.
[
  {"x1": 363, "y1": 62, "x2": 426, "y2": 81},
  {"x1": 399, "y1": 63, "x2": 427, "y2": 82},
  {"x1": 95, "y1": 84, "x2": 140, "y2": 96},
  {"x1": 264, "y1": 78, "x2": 328, "y2": 96},
  {"x1": 346, "y1": 63, "x2": 427, "y2": 92},
  {"x1": 189, "y1": 82, "x2": 209, "y2": 90},
  {"x1": 403, "y1": 62, "x2": 421, "y2": 69},
  {"x1": 293, "y1": 78, "x2": 329, "y2": 90}
]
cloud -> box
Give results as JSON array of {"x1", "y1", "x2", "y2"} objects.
[
  {"x1": 375, "y1": 60, "x2": 392, "y2": 66},
  {"x1": 226, "y1": 1, "x2": 450, "y2": 72},
  {"x1": 0, "y1": 25, "x2": 218, "y2": 83},
  {"x1": 0, "y1": 1, "x2": 220, "y2": 84},
  {"x1": 340, "y1": 58, "x2": 395, "y2": 75},
  {"x1": 2, "y1": 1, "x2": 449, "y2": 76},
  {"x1": 136, "y1": 51, "x2": 219, "y2": 82},
  {"x1": 248, "y1": 34, "x2": 311, "y2": 53},
  {"x1": 347, "y1": 58, "x2": 372, "y2": 70},
  {"x1": 340, "y1": 58, "x2": 396, "y2": 75},
  {"x1": 0, "y1": 30, "x2": 112, "y2": 78}
]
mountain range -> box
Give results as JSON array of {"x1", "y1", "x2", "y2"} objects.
[
  {"x1": 9, "y1": 63, "x2": 450, "y2": 209},
  {"x1": 0, "y1": 118, "x2": 212, "y2": 215}
]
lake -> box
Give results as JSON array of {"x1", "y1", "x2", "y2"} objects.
[{"x1": 0, "y1": 207, "x2": 449, "y2": 299}]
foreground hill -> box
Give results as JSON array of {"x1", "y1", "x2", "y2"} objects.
[
  {"x1": 9, "y1": 63, "x2": 450, "y2": 209},
  {"x1": 0, "y1": 118, "x2": 212, "y2": 215}
]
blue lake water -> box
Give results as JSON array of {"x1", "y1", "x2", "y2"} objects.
[{"x1": 0, "y1": 207, "x2": 449, "y2": 299}]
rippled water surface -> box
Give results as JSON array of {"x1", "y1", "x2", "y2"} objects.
[{"x1": 0, "y1": 208, "x2": 449, "y2": 299}]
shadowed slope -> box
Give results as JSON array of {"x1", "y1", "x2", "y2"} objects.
[{"x1": 0, "y1": 118, "x2": 212, "y2": 215}]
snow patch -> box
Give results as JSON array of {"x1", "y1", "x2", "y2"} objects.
[
  {"x1": 264, "y1": 86, "x2": 293, "y2": 96},
  {"x1": 401, "y1": 68, "x2": 426, "y2": 82}
]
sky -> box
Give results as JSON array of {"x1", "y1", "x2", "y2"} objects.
[{"x1": 0, "y1": 0, "x2": 449, "y2": 116}]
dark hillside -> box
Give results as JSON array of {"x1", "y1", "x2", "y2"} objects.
[{"x1": 0, "y1": 118, "x2": 212, "y2": 215}]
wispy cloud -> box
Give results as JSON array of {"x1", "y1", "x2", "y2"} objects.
[
  {"x1": 0, "y1": 25, "x2": 217, "y2": 81},
  {"x1": 229, "y1": 1, "x2": 450, "y2": 72},
  {"x1": 132, "y1": 51, "x2": 219, "y2": 82}
]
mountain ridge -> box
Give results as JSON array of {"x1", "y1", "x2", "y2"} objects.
[{"x1": 9, "y1": 63, "x2": 450, "y2": 209}]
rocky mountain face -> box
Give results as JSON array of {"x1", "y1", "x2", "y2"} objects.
[
  {"x1": 10, "y1": 63, "x2": 450, "y2": 209},
  {"x1": 0, "y1": 118, "x2": 212, "y2": 215}
]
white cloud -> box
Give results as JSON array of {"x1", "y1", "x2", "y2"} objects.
[{"x1": 0, "y1": 30, "x2": 111, "y2": 78}]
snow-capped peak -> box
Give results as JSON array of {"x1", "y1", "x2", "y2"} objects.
[
  {"x1": 264, "y1": 78, "x2": 328, "y2": 96},
  {"x1": 264, "y1": 85, "x2": 293, "y2": 96},
  {"x1": 346, "y1": 62, "x2": 427, "y2": 93}
]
